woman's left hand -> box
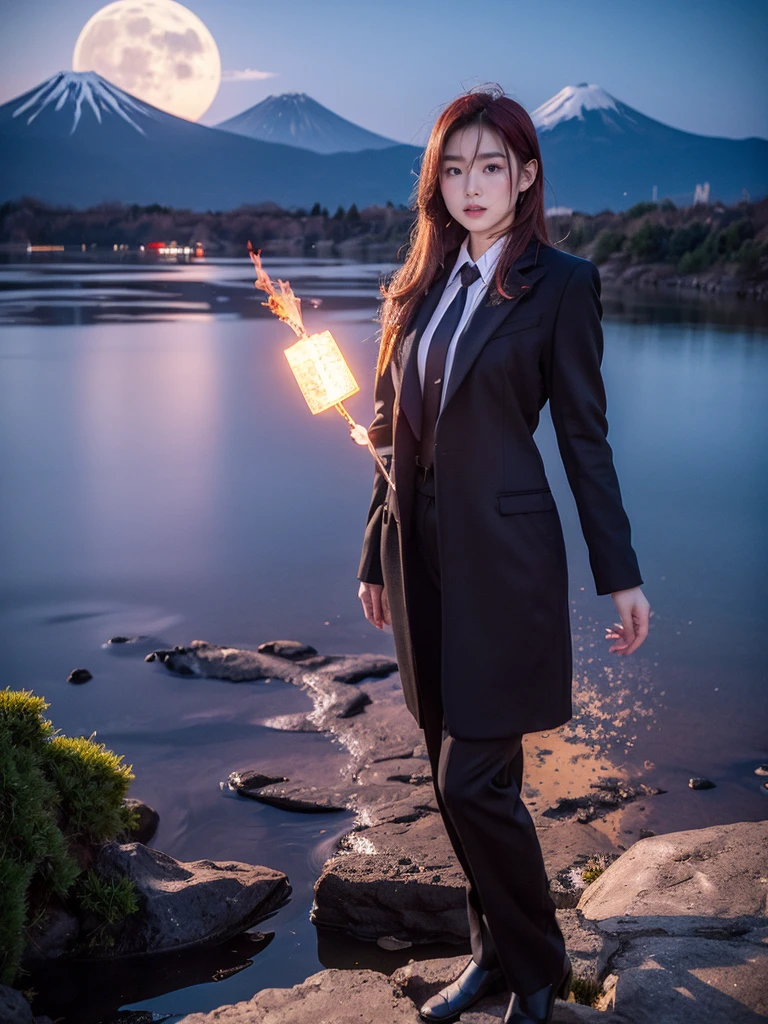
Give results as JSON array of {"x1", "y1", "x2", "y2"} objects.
[{"x1": 606, "y1": 587, "x2": 650, "y2": 655}]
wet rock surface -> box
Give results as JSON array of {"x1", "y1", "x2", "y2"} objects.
[
  {"x1": 93, "y1": 841, "x2": 290, "y2": 956},
  {"x1": 542, "y1": 775, "x2": 664, "y2": 826},
  {"x1": 314, "y1": 812, "x2": 468, "y2": 944},
  {"x1": 151, "y1": 639, "x2": 767, "y2": 1022},
  {"x1": 174, "y1": 968, "x2": 425, "y2": 1024},
  {"x1": 155, "y1": 639, "x2": 639, "y2": 947}
]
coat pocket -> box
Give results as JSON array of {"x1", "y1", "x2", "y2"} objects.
[{"x1": 497, "y1": 488, "x2": 554, "y2": 515}]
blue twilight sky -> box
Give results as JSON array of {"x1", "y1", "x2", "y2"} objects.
[{"x1": 1, "y1": 0, "x2": 766, "y2": 143}]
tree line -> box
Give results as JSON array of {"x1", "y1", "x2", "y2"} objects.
[{"x1": 1, "y1": 195, "x2": 766, "y2": 275}]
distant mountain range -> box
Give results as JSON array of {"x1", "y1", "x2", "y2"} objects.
[
  {"x1": 1, "y1": 72, "x2": 765, "y2": 213},
  {"x1": 215, "y1": 92, "x2": 400, "y2": 153},
  {"x1": 0, "y1": 72, "x2": 418, "y2": 213}
]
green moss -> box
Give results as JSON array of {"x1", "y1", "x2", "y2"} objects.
[
  {"x1": 0, "y1": 738, "x2": 79, "y2": 899},
  {"x1": 0, "y1": 689, "x2": 54, "y2": 747},
  {"x1": 45, "y1": 734, "x2": 134, "y2": 843},
  {"x1": 0, "y1": 687, "x2": 137, "y2": 984}
]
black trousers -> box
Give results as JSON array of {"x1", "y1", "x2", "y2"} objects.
[{"x1": 409, "y1": 464, "x2": 567, "y2": 997}]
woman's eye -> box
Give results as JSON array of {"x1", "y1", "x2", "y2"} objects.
[{"x1": 445, "y1": 163, "x2": 503, "y2": 175}]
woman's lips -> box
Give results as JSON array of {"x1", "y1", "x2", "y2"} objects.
[{"x1": 464, "y1": 207, "x2": 486, "y2": 217}]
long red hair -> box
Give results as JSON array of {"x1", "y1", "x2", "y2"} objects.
[{"x1": 375, "y1": 83, "x2": 551, "y2": 378}]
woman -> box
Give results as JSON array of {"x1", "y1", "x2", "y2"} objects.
[{"x1": 357, "y1": 85, "x2": 650, "y2": 1024}]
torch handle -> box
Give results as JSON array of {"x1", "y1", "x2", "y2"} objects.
[
  {"x1": 334, "y1": 402, "x2": 396, "y2": 492},
  {"x1": 367, "y1": 438, "x2": 397, "y2": 491}
]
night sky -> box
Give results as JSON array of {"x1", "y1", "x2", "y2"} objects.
[{"x1": 1, "y1": 0, "x2": 766, "y2": 142}]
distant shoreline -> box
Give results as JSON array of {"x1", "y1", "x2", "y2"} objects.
[{"x1": 1, "y1": 194, "x2": 766, "y2": 301}]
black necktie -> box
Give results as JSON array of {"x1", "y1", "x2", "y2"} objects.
[{"x1": 419, "y1": 260, "x2": 482, "y2": 470}]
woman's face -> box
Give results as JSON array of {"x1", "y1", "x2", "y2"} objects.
[{"x1": 440, "y1": 123, "x2": 537, "y2": 248}]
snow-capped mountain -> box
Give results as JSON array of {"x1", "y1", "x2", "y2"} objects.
[
  {"x1": 215, "y1": 92, "x2": 400, "y2": 154},
  {"x1": 532, "y1": 82, "x2": 623, "y2": 132},
  {"x1": 1, "y1": 73, "x2": 765, "y2": 212},
  {"x1": 0, "y1": 71, "x2": 419, "y2": 210},
  {"x1": 531, "y1": 83, "x2": 767, "y2": 210},
  {"x1": 9, "y1": 70, "x2": 172, "y2": 136}
]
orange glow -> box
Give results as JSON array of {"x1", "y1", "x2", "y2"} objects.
[
  {"x1": 248, "y1": 242, "x2": 308, "y2": 339},
  {"x1": 246, "y1": 240, "x2": 395, "y2": 489}
]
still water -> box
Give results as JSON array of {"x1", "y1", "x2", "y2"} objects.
[{"x1": 1, "y1": 256, "x2": 766, "y2": 1021}]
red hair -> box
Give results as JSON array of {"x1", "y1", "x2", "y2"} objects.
[{"x1": 376, "y1": 83, "x2": 551, "y2": 378}]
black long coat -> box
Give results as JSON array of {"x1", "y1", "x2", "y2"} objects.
[{"x1": 357, "y1": 238, "x2": 644, "y2": 739}]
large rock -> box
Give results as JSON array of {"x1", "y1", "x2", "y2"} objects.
[
  {"x1": 556, "y1": 909, "x2": 620, "y2": 985},
  {"x1": 174, "y1": 955, "x2": 626, "y2": 1024},
  {"x1": 94, "y1": 842, "x2": 290, "y2": 955},
  {"x1": 313, "y1": 813, "x2": 469, "y2": 944},
  {"x1": 597, "y1": 934, "x2": 768, "y2": 1022},
  {"x1": 576, "y1": 818, "x2": 768, "y2": 1023},
  {"x1": 122, "y1": 797, "x2": 160, "y2": 844},
  {"x1": 578, "y1": 819, "x2": 768, "y2": 926},
  {"x1": 174, "y1": 967, "x2": 423, "y2": 1023}
]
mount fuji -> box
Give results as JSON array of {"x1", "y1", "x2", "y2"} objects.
[
  {"x1": 530, "y1": 83, "x2": 767, "y2": 210},
  {"x1": 215, "y1": 92, "x2": 400, "y2": 154},
  {"x1": 0, "y1": 71, "x2": 419, "y2": 211},
  {"x1": 1, "y1": 73, "x2": 765, "y2": 212}
]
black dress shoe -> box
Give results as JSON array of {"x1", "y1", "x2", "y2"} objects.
[
  {"x1": 502, "y1": 953, "x2": 572, "y2": 1024},
  {"x1": 419, "y1": 957, "x2": 508, "y2": 1022}
]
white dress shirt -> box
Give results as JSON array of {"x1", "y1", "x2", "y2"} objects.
[
  {"x1": 373, "y1": 235, "x2": 505, "y2": 459},
  {"x1": 417, "y1": 233, "x2": 506, "y2": 416}
]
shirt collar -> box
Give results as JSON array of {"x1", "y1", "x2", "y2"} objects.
[{"x1": 447, "y1": 233, "x2": 506, "y2": 288}]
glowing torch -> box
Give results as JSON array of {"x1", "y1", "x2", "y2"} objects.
[{"x1": 247, "y1": 241, "x2": 395, "y2": 490}]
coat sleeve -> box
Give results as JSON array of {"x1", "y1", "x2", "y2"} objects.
[
  {"x1": 356, "y1": 358, "x2": 395, "y2": 585},
  {"x1": 548, "y1": 260, "x2": 644, "y2": 597}
]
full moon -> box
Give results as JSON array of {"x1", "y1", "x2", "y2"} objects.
[{"x1": 72, "y1": 0, "x2": 221, "y2": 121}]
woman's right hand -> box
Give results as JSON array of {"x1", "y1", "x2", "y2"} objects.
[{"x1": 358, "y1": 581, "x2": 391, "y2": 629}]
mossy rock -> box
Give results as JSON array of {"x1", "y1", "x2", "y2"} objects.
[{"x1": 0, "y1": 687, "x2": 137, "y2": 984}]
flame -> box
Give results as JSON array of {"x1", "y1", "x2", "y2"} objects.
[
  {"x1": 247, "y1": 241, "x2": 308, "y2": 339},
  {"x1": 244, "y1": 241, "x2": 396, "y2": 488}
]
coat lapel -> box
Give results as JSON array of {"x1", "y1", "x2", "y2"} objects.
[{"x1": 398, "y1": 239, "x2": 548, "y2": 441}]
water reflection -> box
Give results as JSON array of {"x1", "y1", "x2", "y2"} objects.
[
  {"x1": 0, "y1": 257, "x2": 396, "y2": 326},
  {"x1": 1, "y1": 256, "x2": 766, "y2": 1021}
]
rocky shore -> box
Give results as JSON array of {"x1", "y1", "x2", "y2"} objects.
[
  {"x1": 596, "y1": 252, "x2": 768, "y2": 300},
  {"x1": 152, "y1": 639, "x2": 767, "y2": 1022},
  {"x1": 8, "y1": 637, "x2": 765, "y2": 1023}
]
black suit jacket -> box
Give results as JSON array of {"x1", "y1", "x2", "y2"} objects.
[{"x1": 357, "y1": 238, "x2": 643, "y2": 738}]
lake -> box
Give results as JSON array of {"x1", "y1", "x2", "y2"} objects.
[{"x1": 1, "y1": 254, "x2": 766, "y2": 1022}]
